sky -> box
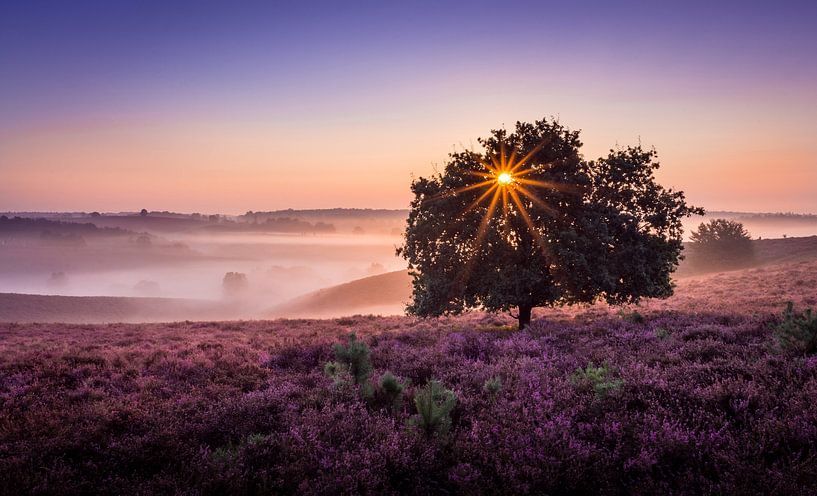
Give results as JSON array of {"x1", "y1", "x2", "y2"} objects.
[{"x1": 1, "y1": 0, "x2": 816, "y2": 214}]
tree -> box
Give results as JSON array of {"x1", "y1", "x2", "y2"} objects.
[
  {"x1": 688, "y1": 218, "x2": 754, "y2": 270},
  {"x1": 222, "y1": 271, "x2": 248, "y2": 297},
  {"x1": 399, "y1": 118, "x2": 702, "y2": 329},
  {"x1": 139, "y1": 209, "x2": 148, "y2": 217}
]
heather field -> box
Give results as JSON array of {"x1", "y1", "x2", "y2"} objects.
[{"x1": 2, "y1": 259, "x2": 817, "y2": 495}]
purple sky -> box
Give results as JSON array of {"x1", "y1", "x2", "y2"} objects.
[{"x1": 2, "y1": 1, "x2": 816, "y2": 213}]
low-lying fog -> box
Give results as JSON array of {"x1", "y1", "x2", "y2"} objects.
[
  {"x1": 0, "y1": 229, "x2": 404, "y2": 311},
  {"x1": 2, "y1": 210, "x2": 816, "y2": 321}
]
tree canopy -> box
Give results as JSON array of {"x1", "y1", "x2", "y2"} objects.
[
  {"x1": 689, "y1": 218, "x2": 754, "y2": 270},
  {"x1": 399, "y1": 117, "x2": 703, "y2": 328}
]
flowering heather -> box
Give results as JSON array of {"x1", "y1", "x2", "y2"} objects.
[{"x1": 1, "y1": 260, "x2": 817, "y2": 494}]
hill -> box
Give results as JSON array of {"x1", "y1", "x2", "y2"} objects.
[
  {"x1": 271, "y1": 236, "x2": 817, "y2": 319},
  {"x1": 269, "y1": 269, "x2": 412, "y2": 318}
]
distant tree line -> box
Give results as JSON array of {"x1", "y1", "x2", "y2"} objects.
[
  {"x1": 0, "y1": 216, "x2": 131, "y2": 237},
  {"x1": 243, "y1": 208, "x2": 408, "y2": 220},
  {"x1": 207, "y1": 216, "x2": 335, "y2": 234}
]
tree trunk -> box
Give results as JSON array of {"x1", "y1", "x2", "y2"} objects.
[{"x1": 518, "y1": 305, "x2": 532, "y2": 330}]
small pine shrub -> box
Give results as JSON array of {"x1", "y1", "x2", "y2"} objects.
[
  {"x1": 323, "y1": 360, "x2": 350, "y2": 386},
  {"x1": 656, "y1": 328, "x2": 670, "y2": 340},
  {"x1": 483, "y1": 376, "x2": 502, "y2": 396},
  {"x1": 570, "y1": 362, "x2": 624, "y2": 399},
  {"x1": 775, "y1": 301, "x2": 817, "y2": 355},
  {"x1": 411, "y1": 380, "x2": 457, "y2": 436},
  {"x1": 377, "y1": 371, "x2": 409, "y2": 412},
  {"x1": 331, "y1": 333, "x2": 373, "y2": 385}
]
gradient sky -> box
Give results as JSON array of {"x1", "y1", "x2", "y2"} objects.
[{"x1": 2, "y1": 0, "x2": 816, "y2": 213}]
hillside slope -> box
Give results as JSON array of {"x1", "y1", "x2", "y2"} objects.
[
  {"x1": 268, "y1": 269, "x2": 412, "y2": 318},
  {"x1": 271, "y1": 236, "x2": 817, "y2": 319}
]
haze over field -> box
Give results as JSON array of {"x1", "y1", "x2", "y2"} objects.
[
  {"x1": 2, "y1": 1, "x2": 816, "y2": 323},
  {"x1": 2, "y1": 209, "x2": 817, "y2": 322}
]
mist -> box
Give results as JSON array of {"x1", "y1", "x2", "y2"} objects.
[
  {"x1": 2, "y1": 209, "x2": 817, "y2": 323},
  {"x1": 0, "y1": 212, "x2": 407, "y2": 321}
]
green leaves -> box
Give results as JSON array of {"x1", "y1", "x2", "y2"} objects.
[
  {"x1": 570, "y1": 362, "x2": 624, "y2": 400},
  {"x1": 330, "y1": 333, "x2": 373, "y2": 386},
  {"x1": 411, "y1": 380, "x2": 457, "y2": 437},
  {"x1": 483, "y1": 376, "x2": 502, "y2": 396}
]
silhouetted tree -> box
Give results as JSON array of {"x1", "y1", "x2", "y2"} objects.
[
  {"x1": 139, "y1": 209, "x2": 148, "y2": 217},
  {"x1": 400, "y1": 118, "x2": 702, "y2": 329},
  {"x1": 222, "y1": 272, "x2": 249, "y2": 297},
  {"x1": 689, "y1": 218, "x2": 754, "y2": 270}
]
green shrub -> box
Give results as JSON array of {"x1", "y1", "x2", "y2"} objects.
[
  {"x1": 570, "y1": 362, "x2": 624, "y2": 399},
  {"x1": 323, "y1": 360, "x2": 350, "y2": 386},
  {"x1": 411, "y1": 380, "x2": 457, "y2": 436},
  {"x1": 483, "y1": 376, "x2": 502, "y2": 396},
  {"x1": 377, "y1": 371, "x2": 409, "y2": 412},
  {"x1": 775, "y1": 301, "x2": 817, "y2": 355},
  {"x1": 331, "y1": 333, "x2": 372, "y2": 385},
  {"x1": 656, "y1": 328, "x2": 670, "y2": 340}
]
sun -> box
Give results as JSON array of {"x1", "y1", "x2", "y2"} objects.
[{"x1": 424, "y1": 139, "x2": 571, "y2": 268}]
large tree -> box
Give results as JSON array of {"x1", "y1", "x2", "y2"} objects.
[{"x1": 399, "y1": 118, "x2": 703, "y2": 328}]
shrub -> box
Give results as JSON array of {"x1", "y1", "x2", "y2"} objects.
[
  {"x1": 376, "y1": 371, "x2": 409, "y2": 412},
  {"x1": 483, "y1": 376, "x2": 502, "y2": 396},
  {"x1": 323, "y1": 360, "x2": 350, "y2": 386},
  {"x1": 411, "y1": 380, "x2": 457, "y2": 436},
  {"x1": 331, "y1": 333, "x2": 373, "y2": 386},
  {"x1": 570, "y1": 362, "x2": 624, "y2": 399},
  {"x1": 775, "y1": 301, "x2": 817, "y2": 355}
]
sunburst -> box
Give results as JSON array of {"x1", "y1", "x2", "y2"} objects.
[
  {"x1": 454, "y1": 141, "x2": 566, "y2": 255},
  {"x1": 429, "y1": 140, "x2": 572, "y2": 290}
]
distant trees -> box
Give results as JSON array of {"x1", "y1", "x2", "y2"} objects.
[
  {"x1": 223, "y1": 272, "x2": 249, "y2": 297},
  {"x1": 140, "y1": 209, "x2": 148, "y2": 217},
  {"x1": 134, "y1": 234, "x2": 152, "y2": 248},
  {"x1": 400, "y1": 117, "x2": 702, "y2": 329},
  {"x1": 40, "y1": 231, "x2": 86, "y2": 246},
  {"x1": 688, "y1": 219, "x2": 754, "y2": 270}
]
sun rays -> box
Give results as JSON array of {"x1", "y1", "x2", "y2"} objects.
[
  {"x1": 433, "y1": 141, "x2": 570, "y2": 291},
  {"x1": 452, "y1": 141, "x2": 565, "y2": 258}
]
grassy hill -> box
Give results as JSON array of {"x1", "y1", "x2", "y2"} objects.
[{"x1": 268, "y1": 269, "x2": 412, "y2": 318}]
